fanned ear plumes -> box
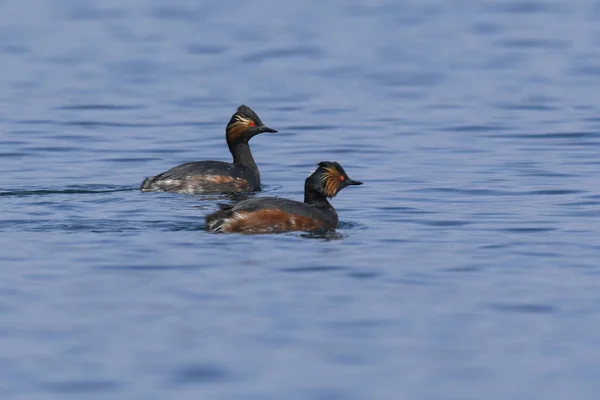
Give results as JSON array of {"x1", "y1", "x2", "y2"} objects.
[
  {"x1": 224, "y1": 105, "x2": 276, "y2": 142},
  {"x1": 226, "y1": 106, "x2": 257, "y2": 142},
  {"x1": 320, "y1": 165, "x2": 344, "y2": 198},
  {"x1": 314, "y1": 161, "x2": 349, "y2": 198}
]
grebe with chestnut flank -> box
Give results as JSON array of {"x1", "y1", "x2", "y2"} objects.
[
  {"x1": 205, "y1": 162, "x2": 362, "y2": 234},
  {"x1": 140, "y1": 105, "x2": 277, "y2": 194}
]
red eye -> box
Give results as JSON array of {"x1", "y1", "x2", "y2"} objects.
[
  {"x1": 339, "y1": 176, "x2": 345, "y2": 181},
  {"x1": 249, "y1": 121, "x2": 256, "y2": 126}
]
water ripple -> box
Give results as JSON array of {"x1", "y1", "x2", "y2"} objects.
[
  {"x1": 0, "y1": 186, "x2": 134, "y2": 197},
  {"x1": 171, "y1": 364, "x2": 234, "y2": 385},
  {"x1": 240, "y1": 47, "x2": 323, "y2": 63},
  {"x1": 487, "y1": 303, "x2": 557, "y2": 314},
  {"x1": 57, "y1": 104, "x2": 144, "y2": 111},
  {"x1": 41, "y1": 380, "x2": 124, "y2": 394}
]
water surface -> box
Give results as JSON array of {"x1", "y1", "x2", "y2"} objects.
[{"x1": 2, "y1": 0, "x2": 600, "y2": 399}]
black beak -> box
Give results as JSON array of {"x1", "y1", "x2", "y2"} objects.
[
  {"x1": 260, "y1": 126, "x2": 278, "y2": 133},
  {"x1": 346, "y1": 179, "x2": 363, "y2": 186}
]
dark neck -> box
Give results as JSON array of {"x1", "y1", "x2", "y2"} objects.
[
  {"x1": 304, "y1": 188, "x2": 338, "y2": 227},
  {"x1": 228, "y1": 141, "x2": 259, "y2": 180},
  {"x1": 304, "y1": 188, "x2": 332, "y2": 208}
]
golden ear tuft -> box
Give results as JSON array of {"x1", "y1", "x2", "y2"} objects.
[
  {"x1": 226, "y1": 115, "x2": 254, "y2": 140},
  {"x1": 321, "y1": 166, "x2": 343, "y2": 198}
]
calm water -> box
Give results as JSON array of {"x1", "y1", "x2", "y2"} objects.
[{"x1": 2, "y1": 0, "x2": 600, "y2": 398}]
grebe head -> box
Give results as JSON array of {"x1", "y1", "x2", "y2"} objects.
[
  {"x1": 225, "y1": 105, "x2": 277, "y2": 144},
  {"x1": 305, "y1": 161, "x2": 363, "y2": 198}
]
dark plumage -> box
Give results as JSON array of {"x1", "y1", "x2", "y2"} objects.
[
  {"x1": 206, "y1": 162, "x2": 363, "y2": 234},
  {"x1": 140, "y1": 105, "x2": 277, "y2": 194}
]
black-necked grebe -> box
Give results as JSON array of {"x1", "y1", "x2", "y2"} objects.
[
  {"x1": 205, "y1": 161, "x2": 362, "y2": 234},
  {"x1": 140, "y1": 105, "x2": 277, "y2": 194}
]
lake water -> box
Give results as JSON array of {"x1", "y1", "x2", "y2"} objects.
[{"x1": 2, "y1": 0, "x2": 600, "y2": 399}]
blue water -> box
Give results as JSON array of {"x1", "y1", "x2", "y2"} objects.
[{"x1": 2, "y1": 0, "x2": 600, "y2": 398}]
